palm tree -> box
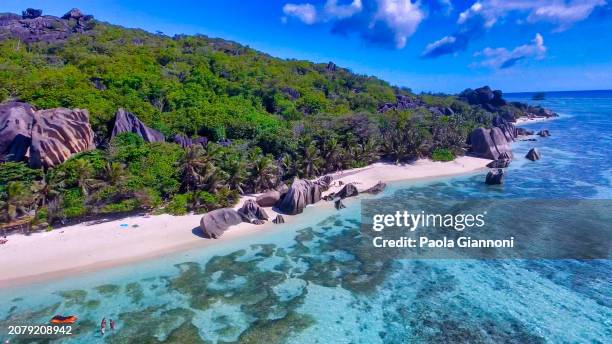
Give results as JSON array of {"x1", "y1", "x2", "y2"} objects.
[
  {"x1": 224, "y1": 156, "x2": 248, "y2": 194},
  {"x1": 180, "y1": 146, "x2": 209, "y2": 192},
  {"x1": 250, "y1": 155, "x2": 278, "y2": 192},
  {"x1": 180, "y1": 146, "x2": 227, "y2": 193},
  {"x1": 300, "y1": 143, "x2": 323, "y2": 179},
  {"x1": 0, "y1": 182, "x2": 33, "y2": 222},
  {"x1": 103, "y1": 162, "x2": 127, "y2": 187},
  {"x1": 73, "y1": 159, "x2": 100, "y2": 196},
  {"x1": 33, "y1": 171, "x2": 65, "y2": 207},
  {"x1": 322, "y1": 138, "x2": 343, "y2": 173},
  {"x1": 360, "y1": 138, "x2": 380, "y2": 165},
  {"x1": 278, "y1": 153, "x2": 296, "y2": 180}
]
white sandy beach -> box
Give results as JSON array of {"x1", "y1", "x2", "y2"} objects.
[{"x1": 0, "y1": 156, "x2": 490, "y2": 288}]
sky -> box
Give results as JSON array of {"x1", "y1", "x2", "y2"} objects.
[{"x1": 2, "y1": 0, "x2": 612, "y2": 93}]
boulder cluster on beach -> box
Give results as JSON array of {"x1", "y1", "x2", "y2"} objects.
[{"x1": 460, "y1": 87, "x2": 556, "y2": 185}]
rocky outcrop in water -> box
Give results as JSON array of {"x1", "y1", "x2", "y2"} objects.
[
  {"x1": 525, "y1": 148, "x2": 541, "y2": 161},
  {"x1": 486, "y1": 152, "x2": 511, "y2": 168},
  {"x1": 468, "y1": 127, "x2": 513, "y2": 160},
  {"x1": 29, "y1": 108, "x2": 95, "y2": 168},
  {"x1": 537, "y1": 130, "x2": 550, "y2": 137},
  {"x1": 256, "y1": 190, "x2": 281, "y2": 207},
  {"x1": 336, "y1": 183, "x2": 359, "y2": 199},
  {"x1": 0, "y1": 8, "x2": 94, "y2": 43},
  {"x1": 273, "y1": 214, "x2": 285, "y2": 224},
  {"x1": 238, "y1": 200, "x2": 269, "y2": 224},
  {"x1": 275, "y1": 179, "x2": 322, "y2": 215},
  {"x1": 335, "y1": 199, "x2": 346, "y2": 210},
  {"x1": 516, "y1": 128, "x2": 534, "y2": 136},
  {"x1": 363, "y1": 181, "x2": 387, "y2": 195},
  {"x1": 0, "y1": 102, "x2": 95, "y2": 168},
  {"x1": 111, "y1": 108, "x2": 165, "y2": 142},
  {"x1": 200, "y1": 208, "x2": 242, "y2": 239},
  {"x1": 485, "y1": 169, "x2": 504, "y2": 185}
]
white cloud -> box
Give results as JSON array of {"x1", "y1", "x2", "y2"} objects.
[
  {"x1": 373, "y1": 0, "x2": 425, "y2": 48},
  {"x1": 283, "y1": 3, "x2": 318, "y2": 24},
  {"x1": 422, "y1": 35, "x2": 456, "y2": 55},
  {"x1": 458, "y1": 0, "x2": 606, "y2": 30},
  {"x1": 325, "y1": 0, "x2": 363, "y2": 18},
  {"x1": 475, "y1": 33, "x2": 547, "y2": 69}
]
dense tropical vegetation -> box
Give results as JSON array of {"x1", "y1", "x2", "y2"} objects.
[{"x1": 0, "y1": 17, "x2": 503, "y2": 230}]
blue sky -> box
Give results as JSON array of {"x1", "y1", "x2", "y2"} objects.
[{"x1": 2, "y1": 0, "x2": 611, "y2": 93}]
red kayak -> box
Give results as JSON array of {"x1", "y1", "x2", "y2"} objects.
[{"x1": 50, "y1": 315, "x2": 77, "y2": 324}]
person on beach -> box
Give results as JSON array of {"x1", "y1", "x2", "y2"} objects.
[{"x1": 100, "y1": 318, "x2": 106, "y2": 335}]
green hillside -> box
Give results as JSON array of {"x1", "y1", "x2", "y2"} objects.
[{"x1": 0, "y1": 14, "x2": 499, "y2": 228}]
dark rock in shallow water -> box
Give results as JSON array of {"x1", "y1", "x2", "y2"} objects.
[
  {"x1": 335, "y1": 183, "x2": 359, "y2": 199},
  {"x1": 537, "y1": 130, "x2": 550, "y2": 137},
  {"x1": 256, "y1": 190, "x2": 281, "y2": 207},
  {"x1": 200, "y1": 208, "x2": 242, "y2": 239},
  {"x1": 273, "y1": 214, "x2": 285, "y2": 224},
  {"x1": 485, "y1": 169, "x2": 504, "y2": 185},
  {"x1": 275, "y1": 179, "x2": 322, "y2": 215},
  {"x1": 238, "y1": 199, "x2": 269, "y2": 223},
  {"x1": 468, "y1": 127, "x2": 513, "y2": 160},
  {"x1": 515, "y1": 127, "x2": 534, "y2": 136},
  {"x1": 486, "y1": 158, "x2": 511, "y2": 168},
  {"x1": 111, "y1": 108, "x2": 165, "y2": 143},
  {"x1": 363, "y1": 181, "x2": 386, "y2": 195},
  {"x1": 29, "y1": 108, "x2": 95, "y2": 168},
  {"x1": 335, "y1": 199, "x2": 346, "y2": 210},
  {"x1": 525, "y1": 148, "x2": 541, "y2": 161}
]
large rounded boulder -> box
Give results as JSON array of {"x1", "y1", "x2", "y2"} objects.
[
  {"x1": 336, "y1": 183, "x2": 359, "y2": 199},
  {"x1": 468, "y1": 127, "x2": 513, "y2": 160},
  {"x1": 256, "y1": 190, "x2": 281, "y2": 207},
  {"x1": 29, "y1": 108, "x2": 95, "y2": 168},
  {"x1": 275, "y1": 179, "x2": 322, "y2": 215},
  {"x1": 200, "y1": 208, "x2": 242, "y2": 239},
  {"x1": 0, "y1": 102, "x2": 35, "y2": 162},
  {"x1": 1, "y1": 102, "x2": 95, "y2": 168},
  {"x1": 238, "y1": 199, "x2": 269, "y2": 224}
]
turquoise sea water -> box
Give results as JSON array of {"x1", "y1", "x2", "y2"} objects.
[{"x1": 1, "y1": 90, "x2": 611, "y2": 343}]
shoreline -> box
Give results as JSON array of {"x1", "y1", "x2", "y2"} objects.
[{"x1": 0, "y1": 156, "x2": 491, "y2": 288}]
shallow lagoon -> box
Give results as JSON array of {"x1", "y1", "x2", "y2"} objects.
[{"x1": 1, "y1": 91, "x2": 611, "y2": 343}]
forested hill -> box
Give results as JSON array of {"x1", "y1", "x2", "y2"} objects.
[
  {"x1": 0, "y1": 8, "x2": 552, "y2": 229},
  {"x1": 0, "y1": 8, "x2": 405, "y2": 140}
]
